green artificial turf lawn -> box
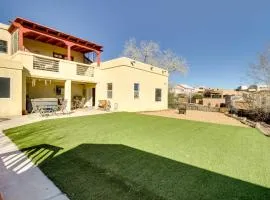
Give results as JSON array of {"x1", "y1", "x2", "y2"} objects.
[{"x1": 4, "y1": 112, "x2": 270, "y2": 199}]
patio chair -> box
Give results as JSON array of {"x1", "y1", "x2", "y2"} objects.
[
  {"x1": 98, "y1": 100, "x2": 111, "y2": 111},
  {"x1": 79, "y1": 97, "x2": 86, "y2": 108},
  {"x1": 58, "y1": 99, "x2": 68, "y2": 114},
  {"x1": 98, "y1": 100, "x2": 107, "y2": 110},
  {"x1": 106, "y1": 100, "x2": 111, "y2": 111}
]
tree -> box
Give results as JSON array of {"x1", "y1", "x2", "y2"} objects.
[
  {"x1": 121, "y1": 38, "x2": 188, "y2": 74},
  {"x1": 249, "y1": 47, "x2": 270, "y2": 86},
  {"x1": 245, "y1": 48, "x2": 270, "y2": 121}
]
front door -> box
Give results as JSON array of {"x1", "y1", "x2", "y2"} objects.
[{"x1": 92, "y1": 88, "x2": 96, "y2": 106}]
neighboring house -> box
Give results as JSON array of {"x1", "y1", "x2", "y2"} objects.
[
  {"x1": 236, "y1": 85, "x2": 248, "y2": 91},
  {"x1": 0, "y1": 17, "x2": 168, "y2": 116},
  {"x1": 194, "y1": 86, "x2": 206, "y2": 94},
  {"x1": 202, "y1": 88, "x2": 225, "y2": 107},
  {"x1": 170, "y1": 84, "x2": 195, "y2": 96},
  {"x1": 247, "y1": 84, "x2": 270, "y2": 92}
]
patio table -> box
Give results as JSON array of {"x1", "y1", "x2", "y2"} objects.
[{"x1": 38, "y1": 105, "x2": 58, "y2": 116}]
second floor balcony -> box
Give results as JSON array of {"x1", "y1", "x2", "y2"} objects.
[
  {"x1": 8, "y1": 17, "x2": 103, "y2": 82},
  {"x1": 12, "y1": 51, "x2": 97, "y2": 82}
]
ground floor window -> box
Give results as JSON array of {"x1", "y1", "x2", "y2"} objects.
[
  {"x1": 155, "y1": 88, "x2": 162, "y2": 102},
  {"x1": 0, "y1": 77, "x2": 10, "y2": 98},
  {"x1": 107, "y1": 83, "x2": 113, "y2": 98},
  {"x1": 134, "y1": 83, "x2": 140, "y2": 99}
]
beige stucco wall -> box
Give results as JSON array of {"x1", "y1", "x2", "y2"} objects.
[
  {"x1": 0, "y1": 57, "x2": 23, "y2": 116},
  {"x1": 24, "y1": 38, "x2": 84, "y2": 63},
  {"x1": 95, "y1": 57, "x2": 168, "y2": 112},
  {"x1": 0, "y1": 23, "x2": 11, "y2": 55}
]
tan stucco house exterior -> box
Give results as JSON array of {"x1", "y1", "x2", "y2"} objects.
[{"x1": 0, "y1": 18, "x2": 168, "y2": 116}]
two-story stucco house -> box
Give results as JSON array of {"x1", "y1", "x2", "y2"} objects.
[{"x1": 0, "y1": 18, "x2": 168, "y2": 116}]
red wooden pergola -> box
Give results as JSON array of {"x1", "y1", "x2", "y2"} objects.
[{"x1": 8, "y1": 17, "x2": 103, "y2": 65}]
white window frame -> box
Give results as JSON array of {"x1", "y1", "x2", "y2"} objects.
[
  {"x1": 155, "y1": 88, "x2": 162, "y2": 102},
  {"x1": 134, "y1": 83, "x2": 140, "y2": 99},
  {"x1": 107, "y1": 83, "x2": 113, "y2": 99}
]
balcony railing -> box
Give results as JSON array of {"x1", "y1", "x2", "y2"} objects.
[
  {"x1": 33, "y1": 56, "x2": 59, "y2": 72},
  {"x1": 76, "y1": 64, "x2": 94, "y2": 77},
  {"x1": 13, "y1": 51, "x2": 96, "y2": 81}
]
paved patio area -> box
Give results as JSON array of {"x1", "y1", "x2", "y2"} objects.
[
  {"x1": 0, "y1": 108, "x2": 107, "y2": 130},
  {"x1": 141, "y1": 109, "x2": 248, "y2": 127},
  {"x1": 0, "y1": 109, "x2": 107, "y2": 200}
]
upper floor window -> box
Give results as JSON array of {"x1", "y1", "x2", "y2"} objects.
[
  {"x1": 155, "y1": 88, "x2": 162, "y2": 102},
  {"x1": 53, "y1": 52, "x2": 74, "y2": 61},
  {"x1": 0, "y1": 40, "x2": 7, "y2": 53},
  {"x1": 134, "y1": 83, "x2": 140, "y2": 99},
  {"x1": 0, "y1": 77, "x2": 10, "y2": 98},
  {"x1": 107, "y1": 83, "x2": 113, "y2": 98}
]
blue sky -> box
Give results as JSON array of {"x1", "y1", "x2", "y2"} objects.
[{"x1": 1, "y1": 0, "x2": 270, "y2": 88}]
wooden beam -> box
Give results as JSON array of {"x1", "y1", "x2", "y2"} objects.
[
  {"x1": 19, "y1": 28, "x2": 24, "y2": 50},
  {"x1": 46, "y1": 38, "x2": 54, "y2": 43},
  {"x1": 35, "y1": 35, "x2": 44, "y2": 40},
  {"x1": 72, "y1": 46, "x2": 82, "y2": 51},
  {"x1": 56, "y1": 41, "x2": 64, "y2": 46},
  {"x1": 23, "y1": 28, "x2": 100, "y2": 53}
]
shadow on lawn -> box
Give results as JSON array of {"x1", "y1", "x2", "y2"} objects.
[
  {"x1": 0, "y1": 144, "x2": 63, "y2": 173},
  {"x1": 38, "y1": 144, "x2": 270, "y2": 200}
]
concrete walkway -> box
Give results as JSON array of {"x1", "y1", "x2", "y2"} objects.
[{"x1": 0, "y1": 109, "x2": 107, "y2": 200}]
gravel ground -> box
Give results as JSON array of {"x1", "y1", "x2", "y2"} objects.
[{"x1": 141, "y1": 109, "x2": 248, "y2": 127}]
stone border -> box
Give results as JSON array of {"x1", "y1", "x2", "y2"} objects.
[
  {"x1": 256, "y1": 122, "x2": 270, "y2": 137},
  {"x1": 224, "y1": 113, "x2": 256, "y2": 127},
  {"x1": 225, "y1": 113, "x2": 270, "y2": 136}
]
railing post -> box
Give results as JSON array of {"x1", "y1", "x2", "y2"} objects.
[
  {"x1": 65, "y1": 42, "x2": 74, "y2": 61},
  {"x1": 18, "y1": 28, "x2": 24, "y2": 51},
  {"x1": 96, "y1": 51, "x2": 101, "y2": 66}
]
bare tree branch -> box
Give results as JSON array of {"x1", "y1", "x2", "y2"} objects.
[{"x1": 121, "y1": 38, "x2": 188, "y2": 75}]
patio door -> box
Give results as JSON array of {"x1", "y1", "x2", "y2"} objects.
[{"x1": 92, "y1": 88, "x2": 96, "y2": 106}]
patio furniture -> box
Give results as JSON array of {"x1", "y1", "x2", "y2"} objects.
[
  {"x1": 72, "y1": 96, "x2": 84, "y2": 109},
  {"x1": 78, "y1": 97, "x2": 86, "y2": 108},
  {"x1": 98, "y1": 100, "x2": 111, "y2": 111},
  {"x1": 30, "y1": 98, "x2": 58, "y2": 116},
  {"x1": 178, "y1": 103, "x2": 187, "y2": 114},
  {"x1": 31, "y1": 98, "x2": 58, "y2": 113},
  {"x1": 58, "y1": 99, "x2": 68, "y2": 114},
  {"x1": 38, "y1": 104, "x2": 58, "y2": 117}
]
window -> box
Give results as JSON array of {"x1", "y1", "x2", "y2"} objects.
[
  {"x1": 0, "y1": 40, "x2": 7, "y2": 53},
  {"x1": 155, "y1": 88, "x2": 162, "y2": 102},
  {"x1": 0, "y1": 77, "x2": 10, "y2": 98},
  {"x1": 53, "y1": 52, "x2": 74, "y2": 61},
  {"x1": 107, "y1": 83, "x2": 113, "y2": 98},
  {"x1": 134, "y1": 83, "x2": 140, "y2": 99}
]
